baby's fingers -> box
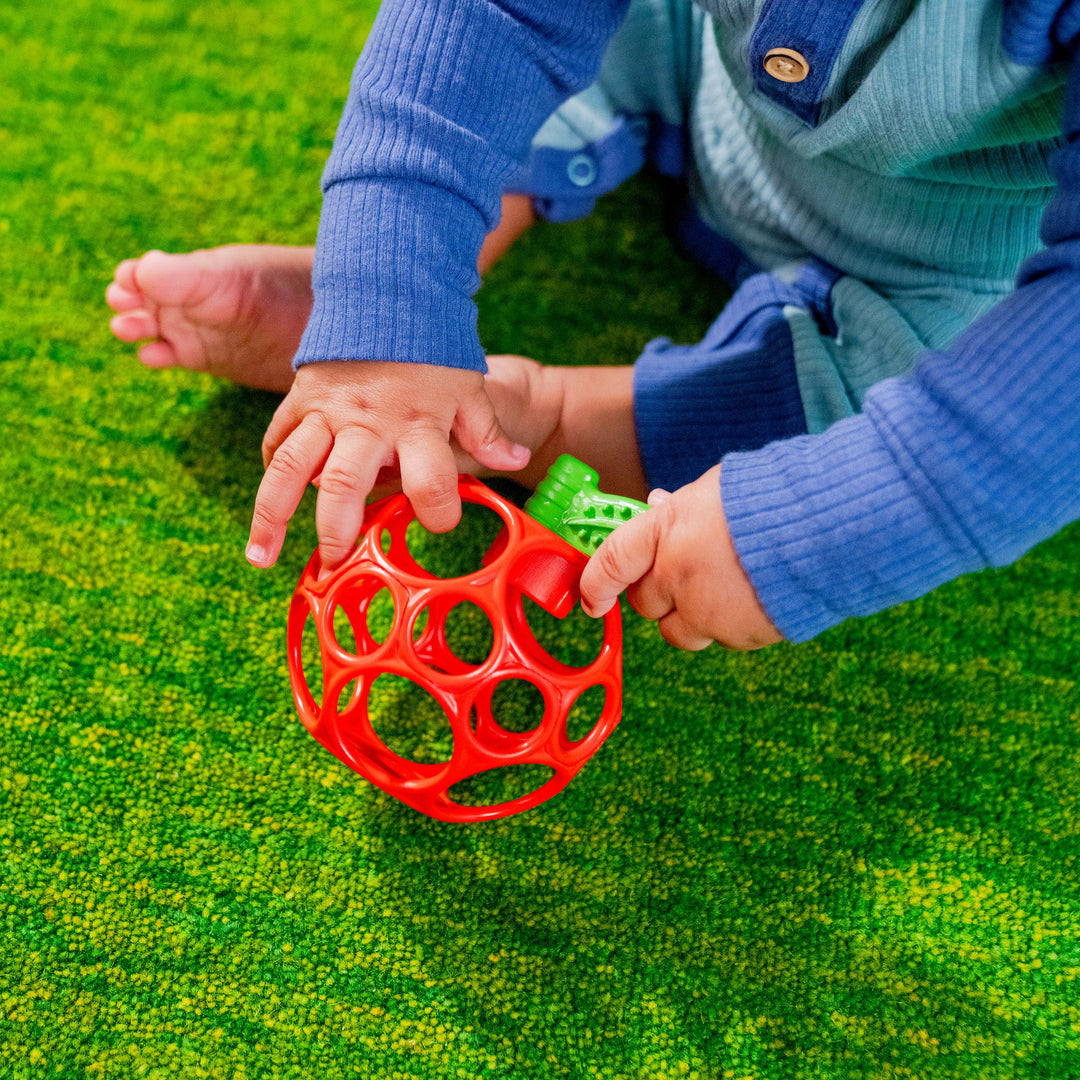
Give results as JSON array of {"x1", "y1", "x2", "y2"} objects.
[
  {"x1": 314, "y1": 428, "x2": 390, "y2": 570},
  {"x1": 398, "y1": 433, "x2": 462, "y2": 534},
  {"x1": 657, "y1": 610, "x2": 713, "y2": 651},
  {"x1": 579, "y1": 507, "x2": 665, "y2": 618},
  {"x1": 137, "y1": 340, "x2": 179, "y2": 369},
  {"x1": 106, "y1": 281, "x2": 145, "y2": 315},
  {"x1": 248, "y1": 418, "x2": 332, "y2": 568},
  {"x1": 261, "y1": 396, "x2": 304, "y2": 469},
  {"x1": 111, "y1": 257, "x2": 145, "y2": 299}
]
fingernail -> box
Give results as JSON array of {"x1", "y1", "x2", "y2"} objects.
[
  {"x1": 583, "y1": 600, "x2": 614, "y2": 618},
  {"x1": 246, "y1": 543, "x2": 268, "y2": 566},
  {"x1": 509, "y1": 443, "x2": 530, "y2": 462},
  {"x1": 647, "y1": 488, "x2": 672, "y2": 506}
]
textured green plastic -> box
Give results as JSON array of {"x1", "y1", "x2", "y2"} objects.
[{"x1": 524, "y1": 454, "x2": 649, "y2": 555}]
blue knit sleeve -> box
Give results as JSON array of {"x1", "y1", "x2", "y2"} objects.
[
  {"x1": 721, "y1": 11, "x2": 1080, "y2": 643},
  {"x1": 293, "y1": 0, "x2": 628, "y2": 373}
]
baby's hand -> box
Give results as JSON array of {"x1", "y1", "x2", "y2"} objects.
[
  {"x1": 579, "y1": 465, "x2": 782, "y2": 651},
  {"x1": 247, "y1": 361, "x2": 530, "y2": 569}
]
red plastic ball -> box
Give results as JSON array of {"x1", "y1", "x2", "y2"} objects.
[{"x1": 287, "y1": 476, "x2": 624, "y2": 822}]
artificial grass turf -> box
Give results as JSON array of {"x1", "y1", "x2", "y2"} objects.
[{"x1": 2, "y1": 1, "x2": 1080, "y2": 1077}]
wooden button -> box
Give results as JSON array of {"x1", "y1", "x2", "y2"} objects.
[{"x1": 763, "y1": 48, "x2": 810, "y2": 83}]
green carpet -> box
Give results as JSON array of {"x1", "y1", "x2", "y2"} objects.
[{"x1": 2, "y1": 3, "x2": 1080, "y2": 1077}]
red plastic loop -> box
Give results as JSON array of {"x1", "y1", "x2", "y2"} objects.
[{"x1": 287, "y1": 476, "x2": 624, "y2": 822}]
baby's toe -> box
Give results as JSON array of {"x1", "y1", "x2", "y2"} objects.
[
  {"x1": 137, "y1": 340, "x2": 178, "y2": 369},
  {"x1": 135, "y1": 249, "x2": 212, "y2": 308},
  {"x1": 105, "y1": 280, "x2": 145, "y2": 313},
  {"x1": 112, "y1": 257, "x2": 146, "y2": 294},
  {"x1": 110, "y1": 310, "x2": 160, "y2": 343}
]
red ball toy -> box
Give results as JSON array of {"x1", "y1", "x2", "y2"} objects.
[{"x1": 287, "y1": 468, "x2": 639, "y2": 822}]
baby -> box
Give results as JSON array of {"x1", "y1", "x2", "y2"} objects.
[{"x1": 108, "y1": 0, "x2": 1080, "y2": 650}]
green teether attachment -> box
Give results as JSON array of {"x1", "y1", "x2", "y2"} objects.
[{"x1": 524, "y1": 454, "x2": 648, "y2": 555}]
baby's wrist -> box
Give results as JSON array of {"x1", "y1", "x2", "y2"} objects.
[{"x1": 558, "y1": 366, "x2": 644, "y2": 499}]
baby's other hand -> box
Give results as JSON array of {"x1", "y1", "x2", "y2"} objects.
[
  {"x1": 247, "y1": 361, "x2": 530, "y2": 570},
  {"x1": 578, "y1": 464, "x2": 782, "y2": 651},
  {"x1": 463, "y1": 355, "x2": 565, "y2": 487}
]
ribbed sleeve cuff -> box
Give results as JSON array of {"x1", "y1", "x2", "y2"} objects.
[
  {"x1": 632, "y1": 316, "x2": 807, "y2": 494},
  {"x1": 724, "y1": 269, "x2": 1080, "y2": 642},
  {"x1": 293, "y1": 178, "x2": 487, "y2": 373},
  {"x1": 720, "y1": 411, "x2": 985, "y2": 642},
  {"x1": 511, "y1": 119, "x2": 645, "y2": 223}
]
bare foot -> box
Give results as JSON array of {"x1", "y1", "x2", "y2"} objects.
[{"x1": 106, "y1": 245, "x2": 315, "y2": 393}]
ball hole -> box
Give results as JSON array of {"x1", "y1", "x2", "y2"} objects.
[
  {"x1": 333, "y1": 605, "x2": 358, "y2": 654},
  {"x1": 363, "y1": 586, "x2": 395, "y2": 646},
  {"x1": 488, "y1": 678, "x2": 546, "y2": 735},
  {"x1": 566, "y1": 684, "x2": 607, "y2": 743},
  {"x1": 411, "y1": 601, "x2": 494, "y2": 673},
  {"x1": 368, "y1": 674, "x2": 454, "y2": 765},
  {"x1": 520, "y1": 595, "x2": 605, "y2": 670},
  {"x1": 443, "y1": 601, "x2": 494, "y2": 668},
  {"x1": 332, "y1": 577, "x2": 395, "y2": 653},
  {"x1": 448, "y1": 764, "x2": 555, "y2": 808},
  {"x1": 334, "y1": 678, "x2": 361, "y2": 717},
  {"x1": 401, "y1": 502, "x2": 506, "y2": 579}
]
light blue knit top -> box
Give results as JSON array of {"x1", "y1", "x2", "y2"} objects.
[{"x1": 692, "y1": 1, "x2": 1063, "y2": 289}]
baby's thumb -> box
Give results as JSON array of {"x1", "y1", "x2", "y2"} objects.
[
  {"x1": 580, "y1": 508, "x2": 663, "y2": 618},
  {"x1": 454, "y1": 388, "x2": 530, "y2": 472}
]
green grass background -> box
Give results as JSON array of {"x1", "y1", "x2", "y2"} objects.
[{"x1": 2, "y1": 2, "x2": 1080, "y2": 1077}]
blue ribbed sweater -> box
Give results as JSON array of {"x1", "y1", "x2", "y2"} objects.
[{"x1": 295, "y1": 0, "x2": 1080, "y2": 642}]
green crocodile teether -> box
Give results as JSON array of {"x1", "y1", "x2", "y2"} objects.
[{"x1": 524, "y1": 454, "x2": 649, "y2": 556}]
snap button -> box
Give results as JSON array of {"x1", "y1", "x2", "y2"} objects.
[
  {"x1": 763, "y1": 48, "x2": 810, "y2": 83},
  {"x1": 567, "y1": 153, "x2": 597, "y2": 187}
]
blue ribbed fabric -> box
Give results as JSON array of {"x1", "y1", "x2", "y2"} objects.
[
  {"x1": 513, "y1": 119, "x2": 644, "y2": 223},
  {"x1": 747, "y1": 0, "x2": 865, "y2": 124},
  {"x1": 633, "y1": 313, "x2": 805, "y2": 494},
  {"x1": 723, "y1": 28, "x2": 1080, "y2": 641},
  {"x1": 723, "y1": 268, "x2": 1080, "y2": 640},
  {"x1": 1002, "y1": 0, "x2": 1080, "y2": 61},
  {"x1": 634, "y1": 262, "x2": 839, "y2": 491},
  {"x1": 294, "y1": 0, "x2": 629, "y2": 371}
]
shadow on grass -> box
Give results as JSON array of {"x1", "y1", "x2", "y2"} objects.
[
  {"x1": 175, "y1": 382, "x2": 282, "y2": 523},
  {"x1": 479, "y1": 174, "x2": 730, "y2": 365}
]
